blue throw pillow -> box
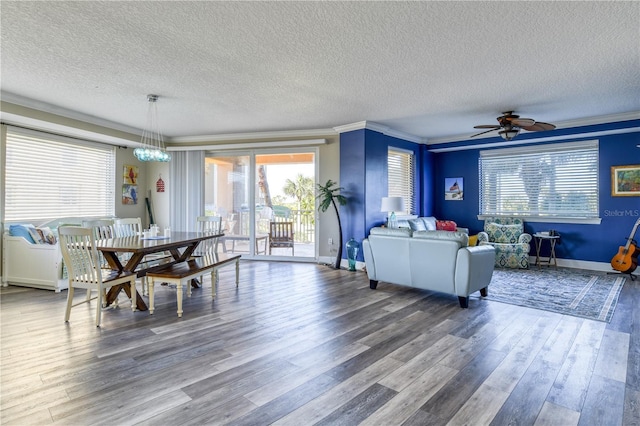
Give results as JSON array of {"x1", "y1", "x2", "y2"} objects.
[
  {"x1": 9, "y1": 224, "x2": 37, "y2": 244},
  {"x1": 408, "y1": 219, "x2": 427, "y2": 231}
]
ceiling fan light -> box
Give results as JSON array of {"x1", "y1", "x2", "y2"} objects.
[{"x1": 499, "y1": 128, "x2": 520, "y2": 141}]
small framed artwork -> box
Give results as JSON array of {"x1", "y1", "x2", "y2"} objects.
[
  {"x1": 122, "y1": 184, "x2": 138, "y2": 205},
  {"x1": 124, "y1": 165, "x2": 138, "y2": 185},
  {"x1": 445, "y1": 177, "x2": 463, "y2": 200},
  {"x1": 611, "y1": 165, "x2": 640, "y2": 196}
]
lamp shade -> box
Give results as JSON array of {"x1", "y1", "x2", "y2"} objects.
[{"x1": 381, "y1": 197, "x2": 405, "y2": 213}]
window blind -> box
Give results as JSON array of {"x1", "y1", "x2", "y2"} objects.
[
  {"x1": 388, "y1": 148, "x2": 414, "y2": 214},
  {"x1": 4, "y1": 127, "x2": 116, "y2": 221},
  {"x1": 479, "y1": 141, "x2": 599, "y2": 218}
]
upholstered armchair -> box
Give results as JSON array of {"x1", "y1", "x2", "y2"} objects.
[{"x1": 478, "y1": 217, "x2": 532, "y2": 269}]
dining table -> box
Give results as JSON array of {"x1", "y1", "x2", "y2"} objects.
[{"x1": 96, "y1": 231, "x2": 222, "y2": 311}]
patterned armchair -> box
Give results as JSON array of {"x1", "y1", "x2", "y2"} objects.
[{"x1": 478, "y1": 217, "x2": 532, "y2": 269}]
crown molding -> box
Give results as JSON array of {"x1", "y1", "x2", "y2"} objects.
[
  {"x1": 170, "y1": 128, "x2": 336, "y2": 144},
  {"x1": 167, "y1": 139, "x2": 326, "y2": 151},
  {"x1": 333, "y1": 121, "x2": 424, "y2": 144}
]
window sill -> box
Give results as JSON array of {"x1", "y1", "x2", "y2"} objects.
[{"x1": 477, "y1": 215, "x2": 602, "y2": 225}]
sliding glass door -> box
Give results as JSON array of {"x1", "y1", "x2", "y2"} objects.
[{"x1": 204, "y1": 149, "x2": 316, "y2": 260}]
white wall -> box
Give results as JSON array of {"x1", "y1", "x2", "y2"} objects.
[{"x1": 115, "y1": 147, "x2": 149, "y2": 226}]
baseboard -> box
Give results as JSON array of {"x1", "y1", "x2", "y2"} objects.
[
  {"x1": 317, "y1": 256, "x2": 366, "y2": 271},
  {"x1": 319, "y1": 256, "x2": 618, "y2": 274},
  {"x1": 528, "y1": 256, "x2": 617, "y2": 273}
]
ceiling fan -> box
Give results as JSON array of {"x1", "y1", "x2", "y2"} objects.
[{"x1": 471, "y1": 111, "x2": 556, "y2": 141}]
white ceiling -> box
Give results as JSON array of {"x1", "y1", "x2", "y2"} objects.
[{"x1": 1, "y1": 1, "x2": 639, "y2": 145}]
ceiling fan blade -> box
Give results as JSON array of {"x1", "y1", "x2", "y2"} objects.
[
  {"x1": 471, "y1": 128, "x2": 500, "y2": 138},
  {"x1": 510, "y1": 118, "x2": 535, "y2": 127},
  {"x1": 474, "y1": 125, "x2": 501, "y2": 129},
  {"x1": 521, "y1": 122, "x2": 556, "y2": 131}
]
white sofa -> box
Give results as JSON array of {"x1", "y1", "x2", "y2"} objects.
[
  {"x1": 362, "y1": 227, "x2": 496, "y2": 308},
  {"x1": 2, "y1": 217, "x2": 113, "y2": 292},
  {"x1": 2, "y1": 233, "x2": 66, "y2": 291}
]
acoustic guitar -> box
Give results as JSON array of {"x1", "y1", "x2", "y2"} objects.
[{"x1": 611, "y1": 217, "x2": 640, "y2": 273}]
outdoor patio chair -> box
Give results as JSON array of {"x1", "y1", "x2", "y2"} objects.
[{"x1": 269, "y1": 221, "x2": 294, "y2": 255}]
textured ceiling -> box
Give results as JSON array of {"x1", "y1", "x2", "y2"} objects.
[{"x1": 1, "y1": 1, "x2": 639, "y2": 144}]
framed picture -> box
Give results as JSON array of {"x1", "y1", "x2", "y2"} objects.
[
  {"x1": 122, "y1": 184, "x2": 138, "y2": 205},
  {"x1": 124, "y1": 165, "x2": 138, "y2": 185},
  {"x1": 611, "y1": 165, "x2": 640, "y2": 196},
  {"x1": 445, "y1": 177, "x2": 463, "y2": 200}
]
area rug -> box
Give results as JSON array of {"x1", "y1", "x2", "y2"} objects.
[{"x1": 478, "y1": 267, "x2": 627, "y2": 322}]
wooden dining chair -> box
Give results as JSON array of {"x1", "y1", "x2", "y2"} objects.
[
  {"x1": 81, "y1": 219, "x2": 115, "y2": 271},
  {"x1": 268, "y1": 221, "x2": 294, "y2": 255},
  {"x1": 114, "y1": 217, "x2": 167, "y2": 295},
  {"x1": 113, "y1": 217, "x2": 143, "y2": 237},
  {"x1": 58, "y1": 226, "x2": 137, "y2": 327},
  {"x1": 191, "y1": 216, "x2": 223, "y2": 285},
  {"x1": 195, "y1": 215, "x2": 223, "y2": 255},
  {"x1": 81, "y1": 219, "x2": 115, "y2": 240}
]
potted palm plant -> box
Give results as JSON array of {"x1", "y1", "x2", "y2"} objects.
[{"x1": 316, "y1": 179, "x2": 347, "y2": 269}]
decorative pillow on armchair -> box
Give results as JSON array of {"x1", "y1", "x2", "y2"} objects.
[
  {"x1": 436, "y1": 220, "x2": 457, "y2": 231},
  {"x1": 486, "y1": 222, "x2": 522, "y2": 243}
]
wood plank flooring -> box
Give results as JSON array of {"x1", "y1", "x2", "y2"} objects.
[{"x1": 1, "y1": 261, "x2": 638, "y2": 425}]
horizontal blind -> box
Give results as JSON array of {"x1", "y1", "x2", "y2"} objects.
[
  {"x1": 479, "y1": 141, "x2": 599, "y2": 218},
  {"x1": 388, "y1": 148, "x2": 414, "y2": 214},
  {"x1": 5, "y1": 128, "x2": 116, "y2": 221}
]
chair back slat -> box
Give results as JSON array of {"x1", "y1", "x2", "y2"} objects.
[
  {"x1": 81, "y1": 219, "x2": 115, "y2": 268},
  {"x1": 82, "y1": 219, "x2": 115, "y2": 240},
  {"x1": 268, "y1": 222, "x2": 294, "y2": 255},
  {"x1": 114, "y1": 217, "x2": 143, "y2": 237},
  {"x1": 195, "y1": 216, "x2": 222, "y2": 255},
  {"x1": 270, "y1": 221, "x2": 293, "y2": 242},
  {"x1": 59, "y1": 226, "x2": 102, "y2": 285}
]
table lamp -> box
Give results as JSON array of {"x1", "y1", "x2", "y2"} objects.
[{"x1": 381, "y1": 197, "x2": 405, "y2": 228}]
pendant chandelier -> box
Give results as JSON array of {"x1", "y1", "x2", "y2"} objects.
[{"x1": 134, "y1": 94, "x2": 171, "y2": 162}]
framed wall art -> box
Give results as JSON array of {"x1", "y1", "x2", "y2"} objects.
[
  {"x1": 611, "y1": 165, "x2": 640, "y2": 196},
  {"x1": 122, "y1": 184, "x2": 138, "y2": 205},
  {"x1": 445, "y1": 177, "x2": 463, "y2": 201},
  {"x1": 124, "y1": 165, "x2": 138, "y2": 185}
]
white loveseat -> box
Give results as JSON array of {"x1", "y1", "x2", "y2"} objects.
[
  {"x1": 2, "y1": 217, "x2": 114, "y2": 292},
  {"x1": 362, "y1": 227, "x2": 496, "y2": 308}
]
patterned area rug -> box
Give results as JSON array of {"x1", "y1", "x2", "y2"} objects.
[{"x1": 478, "y1": 267, "x2": 627, "y2": 322}]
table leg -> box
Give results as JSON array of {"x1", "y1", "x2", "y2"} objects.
[
  {"x1": 535, "y1": 238, "x2": 542, "y2": 267},
  {"x1": 106, "y1": 284, "x2": 148, "y2": 311}
]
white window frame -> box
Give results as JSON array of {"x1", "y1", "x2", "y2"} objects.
[
  {"x1": 4, "y1": 127, "x2": 116, "y2": 222},
  {"x1": 479, "y1": 140, "x2": 601, "y2": 224},
  {"x1": 388, "y1": 147, "x2": 415, "y2": 215}
]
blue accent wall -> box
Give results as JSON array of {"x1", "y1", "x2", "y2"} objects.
[
  {"x1": 433, "y1": 120, "x2": 640, "y2": 263},
  {"x1": 339, "y1": 129, "x2": 425, "y2": 262},
  {"x1": 339, "y1": 119, "x2": 639, "y2": 265},
  {"x1": 339, "y1": 129, "x2": 366, "y2": 261}
]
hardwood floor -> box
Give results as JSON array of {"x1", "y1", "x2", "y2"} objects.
[{"x1": 1, "y1": 261, "x2": 638, "y2": 425}]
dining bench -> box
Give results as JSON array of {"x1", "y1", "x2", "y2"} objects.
[{"x1": 146, "y1": 253, "x2": 241, "y2": 317}]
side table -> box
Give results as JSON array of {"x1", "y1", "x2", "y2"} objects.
[{"x1": 534, "y1": 233, "x2": 560, "y2": 267}]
